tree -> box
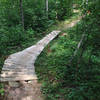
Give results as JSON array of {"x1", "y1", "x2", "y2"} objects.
[
  {"x1": 19, "y1": 0, "x2": 24, "y2": 31},
  {"x1": 45, "y1": 0, "x2": 48, "y2": 17}
]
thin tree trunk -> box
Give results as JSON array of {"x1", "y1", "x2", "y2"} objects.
[
  {"x1": 19, "y1": 0, "x2": 24, "y2": 31},
  {"x1": 70, "y1": 34, "x2": 86, "y2": 63},
  {"x1": 45, "y1": 0, "x2": 48, "y2": 17},
  {"x1": 73, "y1": 34, "x2": 85, "y2": 57},
  {"x1": 55, "y1": 0, "x2": 58, "y2": 19}
]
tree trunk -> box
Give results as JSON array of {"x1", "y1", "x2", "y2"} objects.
[
  {"x1": 69, "y1": 34, "x2": 86, "y2": 63},
  {"x1": 45, "y1": 0, "x2": 48, "y2": 17},
  {"x1": 55, "y1": 0, "x2": 58, "y2": 19},
  {"x1": 19, "y1": 0, "x2": 24, "y2": 31}
]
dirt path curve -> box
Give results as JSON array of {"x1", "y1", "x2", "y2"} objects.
[{"x1": 4, "y1": 80, "x2": 43, "y2": 100}]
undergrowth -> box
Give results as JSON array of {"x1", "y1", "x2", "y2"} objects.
[{"x1": 35, "y1": 1, "x2": 100, "y2": 99}]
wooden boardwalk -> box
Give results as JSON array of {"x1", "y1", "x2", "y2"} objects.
[{"x1": 0, "y1": 31, "x2": 60, "y2": 82}]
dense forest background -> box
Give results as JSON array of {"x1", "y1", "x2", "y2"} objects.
[
  {"x1": 0, "y1": 0, "x2": 100, "y2": 100},
  {"x1": 0, "y1": 0, "x2": 73, "y2": 60}
]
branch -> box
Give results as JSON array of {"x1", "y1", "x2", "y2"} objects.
[{"x1": 69, "y1": 34, "x2": 86, "y2": 63}]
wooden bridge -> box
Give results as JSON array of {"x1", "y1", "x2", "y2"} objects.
[{"x1": 0, "y1": 31, "x2": 60, "y2": 82}]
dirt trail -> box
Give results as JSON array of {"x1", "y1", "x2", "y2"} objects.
[{"x1": 4, "y1": 80, "x2": 43, "y2": 100}]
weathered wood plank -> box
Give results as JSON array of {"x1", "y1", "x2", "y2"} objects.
[{"x1": 0, "y1": 31, "x2": 60, "y2": 82}]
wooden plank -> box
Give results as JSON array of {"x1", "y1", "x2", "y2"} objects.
[{"x1": 0, "y1": 31, "x2": 60, "y2": 82}]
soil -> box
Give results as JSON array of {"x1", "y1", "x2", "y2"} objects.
[{"x1": 4, "y1": 80, "x2": 44, "y2": 100}]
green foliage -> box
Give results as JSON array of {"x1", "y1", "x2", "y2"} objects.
[
  {"x1": 56, "y1": 0, "x2": 73, "y2": 20},
  {"x1": 0, "y1": 0, "x2": 74, "y2": 55},
  {"x1": 0, "y1": 26, "x2": 25, "y2": 55},
  {"x1": 0, "y1": 84, "x2": 4, "y2": 96},
  {"x1": 1, "y1": 0, "x2": 99, "y2": 99},
  {"x1": 35, "y1": 0, "x2": 100, "y2": 100}
]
